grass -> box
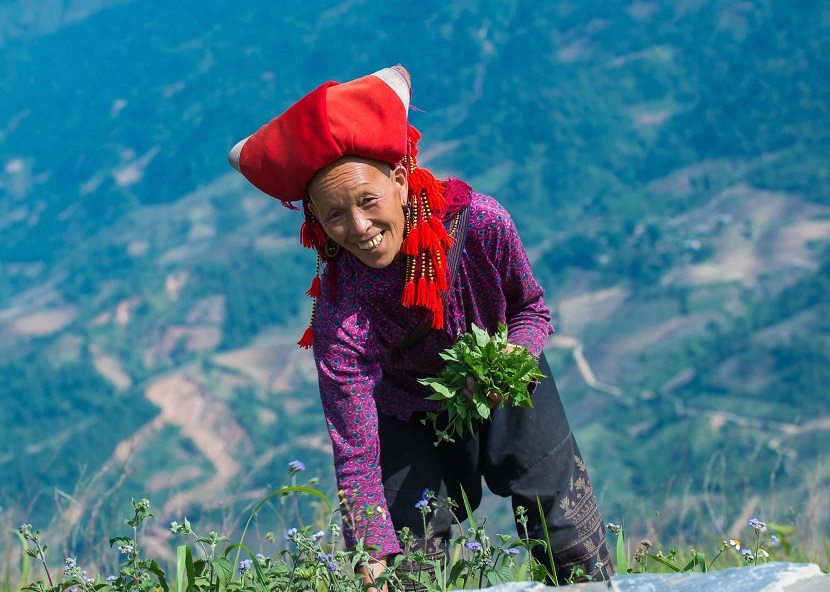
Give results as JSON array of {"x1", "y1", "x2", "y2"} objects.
[{"x1": 5, "y1": 467, "x2": 829, "y2": 592}]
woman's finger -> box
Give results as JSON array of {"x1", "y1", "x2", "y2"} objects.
[{"x1": 464, "y1": 375, "x2": 476, "y2": 404}]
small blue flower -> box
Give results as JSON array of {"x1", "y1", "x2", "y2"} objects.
[
  {"x1": 747, "y1": 518, "x2": 768, "y2": 534},
  {"x1": 105, "y1": 575, "x2": 117, "y2": 582},
  {"x1": 255, "y1": 553, "x2": 266, "y2": 561},
  {"x1": 770, "y1": 535, "x2": 779, "y2": 545},
  {"x1": 238, "y1": 559, "x2": 253, "y2": 573},
  {"x1": 311, "y1": 530, "x2": 325, "y2": 542},
  {"x1": 504, "y1": 547, "x2": 520, "y2": 556},
  {"x1": 288, "y1": 460, "x2": 306, "y2": 474},
  {"x1": 317, "y1": 552, "x2": 338, "y2": 572},
  {"x1": 284, "y1": 527, "x2": 298, "y2": 541},
  {"x1": 415, "y1": 499, "x2": 429, "y2": 510},
  {"x1": 465, "y1": 541, "x2": 482, "y2": 552}
]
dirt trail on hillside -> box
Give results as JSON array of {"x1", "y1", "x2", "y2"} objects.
[
  {"x1": 144, "y1": 373, "x2": 249, "y2": 514},
  {"x1": 548, "y1": 335, "x2": 623, "y2": 397}
]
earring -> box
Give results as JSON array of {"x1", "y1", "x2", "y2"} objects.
[{"x1": 324, "y1": 237, "x2": 340, "y2": 258}]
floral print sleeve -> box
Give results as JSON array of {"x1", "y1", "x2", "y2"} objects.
[
  {"x1": 312, "y1": 309, "x2": 402, "y2": 558},
  {"x1": 478, "y1": 197, "x2": 553, "y2": 357}
]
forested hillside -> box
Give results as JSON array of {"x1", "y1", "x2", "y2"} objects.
[{"x1": 1, "y1": 0, "x2": 828, "y2": 564}]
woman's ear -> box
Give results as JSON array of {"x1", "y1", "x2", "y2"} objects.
[
  {"x1": 307, "y1": 200, "x2": 319, "y2": 219},
  {"x1": 392, "y1": 164, "x2": 408, "y2": 207}
]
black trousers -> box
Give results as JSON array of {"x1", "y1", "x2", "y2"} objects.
[{"x1": 378, "y1": 353, "x2": 613, "y2": 583}]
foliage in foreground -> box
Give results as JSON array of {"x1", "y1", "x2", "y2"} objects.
[
  {"x1": 11, "y1": 463, "x2": 817, "y2": 592},
  {"x1": 419, "y1": 323, "x2": 546, "y2": 445}
]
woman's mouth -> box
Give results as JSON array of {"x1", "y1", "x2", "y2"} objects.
[{"x1": 357, "y1": 231, "x2": 384, "y2": 251}]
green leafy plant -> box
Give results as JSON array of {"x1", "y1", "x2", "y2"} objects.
[{"x1": 418, "y1": 323, "x2": 546, "y2": 444}]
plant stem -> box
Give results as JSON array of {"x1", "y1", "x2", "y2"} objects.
[{"x1": 34, "y1": 541, "x2": 53, "y2": 588}]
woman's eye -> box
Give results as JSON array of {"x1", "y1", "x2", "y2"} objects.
[
  {"x1": 326, "y1": 211, "x2": 342, "y2": 222},
  {"x1": 362, "y1": 195, "x2": 379, "y2": 207}
]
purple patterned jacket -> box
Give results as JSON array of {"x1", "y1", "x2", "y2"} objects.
[{"x1": 312, "y1": 191, "x2": 553, "y2": 557}]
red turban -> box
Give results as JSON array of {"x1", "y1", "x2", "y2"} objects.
[{"x1": 228, "y1": 66, "x2": 411, "y2": 203}]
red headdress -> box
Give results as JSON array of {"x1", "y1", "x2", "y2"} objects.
[{"x1": 228, "y1": 66, "x2": 457, "y2": 348}]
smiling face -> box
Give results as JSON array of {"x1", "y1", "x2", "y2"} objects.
[{"x1": 307, "y1": 156, "x2": 408, "y2": 269}]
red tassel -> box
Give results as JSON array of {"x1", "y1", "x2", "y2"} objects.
[
  {"x1": 402, "y1": 280, "x2": 416, "y2": 306},
  {"x1": 408, "y1": 125, "x2": 422, "y2": 161},
  {"x1": 428, "y1": 281, "x2": 441, "y2": 311},
  {"x1": 419, "y1": 222, "x2": 438, "y2": 251},
  {"x1": 428, "y1": 216, "x2": 452, "y2": 249},
  {"x1": 431, "y1": 303, "x2": 444, "y2": 329},
  {"x1": 305, "y1": 276, "x2": 321, "y2": 298},
  {"x1": 297, "y1": 325, "x2": 314, "y2": 349},
  {"x1": 434, "y1": 266, "x2": 448, "y2": 291},
  {"x1": 300, "y1": 220, "x2": 325, "y2": 250},
  {"x1": 300, "y1": 221, "x2": 314, "y2": 248},
  {"x1": 402, "y1": 225, "x2": 420, "y2": 256},
  {"x1": 409, "y1": 168, "x2": 443, "y2": 202},
  {"x1": 416, "y1": 276, "x2": 428, "y2": 306},
  {"x1": 426, "y1": 186, "x2": 446, "y2": 212}
]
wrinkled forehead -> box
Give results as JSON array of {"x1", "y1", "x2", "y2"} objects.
[{"x1": 307, "y1": 156, "x2": 394, "y2": 207}]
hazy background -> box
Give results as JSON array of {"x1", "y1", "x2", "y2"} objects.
[{"x1": 1, "y1": 0, "x2": 829, "y2": 572}]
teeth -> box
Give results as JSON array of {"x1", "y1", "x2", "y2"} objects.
[{"x1": 358, "y1": 233, "x2": 383, "y2": 250}]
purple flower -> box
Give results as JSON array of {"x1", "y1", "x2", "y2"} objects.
[
  {"x1": 105, "y1": 576, "x2": 117, "y2": 582},
  {"x1": 747, "y1": 518, "x2": 768, "y2": 534},
  {"x1": 465, "y1": 541, "x2": 482, "y2": 552},
  {"x1": 288, "y1": 460, "x2": 306, "y2": 474},
  {"x1": 318, "y1": 552, "x2": 338, "y2": 572},
  {"x1": 415, "y1": 499, "x2": 429, "y2": 510},
  {"x1": 238, "y1": 559, "x2": 253, "y2": 573},
  {"x1": 770, "y1": 535, "x2": 779, "y2": 545},
  {"x1": 284, "y1": 528, "x2": 298, "y2": 541},
  {"x1": 311, "y1": 530, "x2": 325, "y2": 542},
  {"x1": 504, "y1": 547, "x2": 520, "y2": 556}
]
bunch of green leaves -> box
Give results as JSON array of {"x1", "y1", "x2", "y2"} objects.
[{"x1": 419, "y1": 323, "x2": 545, "y2": 445}]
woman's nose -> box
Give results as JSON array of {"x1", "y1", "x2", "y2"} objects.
[{"x1": 349, "y1": 213, "x2": 371, "y2": 236}]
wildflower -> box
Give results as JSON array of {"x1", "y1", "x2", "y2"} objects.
[
  {"x1": 318, "y1": 552, "x2": 338, "y2": 572},
  {"x1": 465, "y1": 541, "x2": 483, "y2": 553},
  {"x1": 238, "y1": 559, "x2": 253, "y2": 573},
  {"x1": 118, "y1": 544, "x2": 134, "y2": 555},
  {"x1": 747, "y1": 518, "x2": 768, "y2": 534},
  {"x1": 415, "y1": 499, "x2": 429, "y2": 511},
  {"x1": 741, "y1": 548, "x2": 754, "y2": 562},
  {"x1": 106, "y1": 576, "x2": 117, "y2": 582},
  {"x1": 727, "y1": 539, "x2": 741, "y2": 551},
  {"x1": 135, "y1": 498, "x2": 150, "y2": 512},
  {"x1": 640, "y1": 539, "x2": 652, "y2": 548},
  {"x1": 288, "y1": 460, "x2": 306, "y2": 474},
  {"x1": 504, "y1": 547, "x2": 520, "y2": 556},
  {"x1": 63, "y1": 557, "x2": 77, "y2": 576},
  {"x1": 311, "y1": 530, "x2": 326, "y2": 542},
  {"x1": 770, "y1": 535, "x2": 779, "y2": 545},
  {"x1": 169, "y1": 521, "x2": 180, "y2": 533},
  {"x1": 758, "y1": 547, "x2": 770, "y2": 559},
  {"x1": 18, "y1": 524, "x2": 32, "y2": 536},
  {"x1": 606, "y1": 522, "x2": 621, "y2": 534},
  {"x1": 376, "y1": 505, "x2": 387, "y2": 522},
  {"x1": 255, "y1": 553, "x2": 266, "y2": 562},
  {"x1": 284, "y1": 528, "x2": 298, "y2": 541}
]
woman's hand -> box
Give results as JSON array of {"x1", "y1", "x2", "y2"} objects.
[
  {"x1": 356, "y1": 556, "x2": 388, "y2": 592},
  {"x1": 463, "y1": 343, "x2": 516, "y2": 409},
  {"x1": 464, "y1": 375, "x2": 502, "y2": 408}
]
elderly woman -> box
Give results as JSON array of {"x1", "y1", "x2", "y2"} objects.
[{"x1": 229, "y1": 66, "x2": 611, "y2": 589}]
